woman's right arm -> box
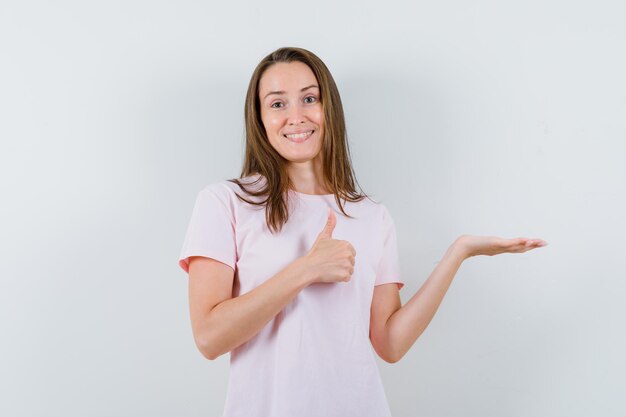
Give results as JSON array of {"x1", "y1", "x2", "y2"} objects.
[
  {"x1": 188, "y1": 255, "x2": 315, "y2": 360},
  {"x1": 189, "y1": 208, "x2": 353, "y2": 360}
]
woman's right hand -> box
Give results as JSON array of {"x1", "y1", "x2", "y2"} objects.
[{"x1": 302, "y1": 208, "x2": 356, "y2": 284}]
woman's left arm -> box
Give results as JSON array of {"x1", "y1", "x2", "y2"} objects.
[{"x1": 370, "y1": 235, "x2": 547, "y2": 363}]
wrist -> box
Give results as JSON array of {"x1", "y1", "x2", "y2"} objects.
[
  {"x1": 290, "y1": 256, "x2": 317, "y2": 287},
  {"x1": 451, "y1": 236, "x2": 471, "y2": 261}
]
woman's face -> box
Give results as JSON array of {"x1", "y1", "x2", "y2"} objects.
[{"x1": 258, "y1": 61, "x2": 324, "y2": 164}]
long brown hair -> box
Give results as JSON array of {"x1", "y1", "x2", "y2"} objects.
[{"x1": 228, "y1": 46, "x2": 372, "y2": 234}]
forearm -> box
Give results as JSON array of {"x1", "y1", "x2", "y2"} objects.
[
  {"x1": 203, "y1": 258, "x2": 313, "y2": 359},
  {"x1": 386, "y1": 240, "x2": 467, "y2": 362}
]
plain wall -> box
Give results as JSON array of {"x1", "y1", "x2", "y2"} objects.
[{"x1": 1, "y1": 0, "x2": 624, "y2": 416}]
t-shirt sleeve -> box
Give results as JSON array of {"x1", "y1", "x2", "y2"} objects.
[
  {"x1": 178, "y1": 184, "x2": 237, "y2": 274},
  {"x1": 374, "y1": 205, "x2": 405, "y2": 290}
]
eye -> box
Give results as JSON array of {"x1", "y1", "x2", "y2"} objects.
[
  {"x1": 304, "y1": 96, "x2": 317, "y2": 104},
  {"x1": 270, "y1": 102, "x2": 284, "y2": 108}
]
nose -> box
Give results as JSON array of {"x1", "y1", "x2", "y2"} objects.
[{"x1": 287, "y1": 104, "x2": 306, "y2": 125}]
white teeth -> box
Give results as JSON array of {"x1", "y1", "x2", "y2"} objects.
[{"x1": 284, "y1": 131, "x2": 313, "y2": 139}]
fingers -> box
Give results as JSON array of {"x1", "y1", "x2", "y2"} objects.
[
  {"x1": 494, "y1": 237, "x2": 547, "y2": 255},
  {"x1": 318, "y1": 208, "x2": 336, "y2": 240},
  {"x1": 523, "y1": 238, "x2": 548, "y2": 247},
  {"x1": 511, "y1": 237, "x2": 548, "y2": 247},
  {"x1": 516, "y1": 238, "x2": 549, "y2": 253}
]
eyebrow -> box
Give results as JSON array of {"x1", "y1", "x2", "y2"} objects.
[{"x1": 263, "y1": 84, "x2": 319, "y2": 100}]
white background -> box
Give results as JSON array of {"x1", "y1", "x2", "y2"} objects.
[{"x1": 1, "y1": 0, "x2": 625, "y2": 416}]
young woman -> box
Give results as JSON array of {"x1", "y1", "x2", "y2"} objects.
[{"x1": 178, "y1": 46, "x2": 547, "y2": 417}]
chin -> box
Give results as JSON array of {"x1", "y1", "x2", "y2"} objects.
[{"x1": 283, "y1": 154, "x2": 318, "y2": 163}]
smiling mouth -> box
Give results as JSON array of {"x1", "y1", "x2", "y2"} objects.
[{"x1": 284, "y1": 130, "x2": 314, "y2": 140}]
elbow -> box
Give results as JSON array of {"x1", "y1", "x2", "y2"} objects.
[
  {"x1": 201, "y1": 347, "x2": 219, "y2": 361},
  {"x1": 374, "y1": 344, "x2": 402, "y2": 364},
  {"x1": 195, "y1": 326, "x2": 237, "y2": 360},
  {"x1": 384, "y1": 346, "x2": 405, "y2": 364},
  {"x1": 382, "y1": 353, "x2": 401, "y2": 364},
  {"x1": 195, "y1": 336, "x2": 221, "y2": 361}
]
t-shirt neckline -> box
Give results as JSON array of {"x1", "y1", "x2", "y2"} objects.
[{"x1": 290, "y1": 189, "x2": 334, "y2": 199}]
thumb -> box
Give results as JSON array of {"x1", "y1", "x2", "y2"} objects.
[{"x1": 317, "y1": 207, "x2": 336, "y2": 241}]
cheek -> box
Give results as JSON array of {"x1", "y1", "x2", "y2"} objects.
[
  {"x1": 271, "y1": 118, "x2": 284, "y2": 130},
  {"x1": 266, "y1": 115, "x2": 284, "y2": 131},
  {"x1": 260, "y1": 108, "x2": 278, "y2": 125},
  {"x1": 313, "y1": 108, "x2": 324, "y2": 128}
]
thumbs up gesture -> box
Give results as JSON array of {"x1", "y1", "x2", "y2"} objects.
[{"x1": 304, "y1": 208, "x2": 357, "y2": 284}]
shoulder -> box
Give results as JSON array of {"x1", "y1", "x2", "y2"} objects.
[
  {"x1": 201, "y1": 181, "x2": 234, "y2": 199},
  {"x1": 340, "y1": 194, "x2": 395, "y2": 233},
  {"x1": 357, "y1": 197, "x2": 396, "y2": 233},
  {"x1": 352, "y1": 193, "x2": 392, "y2": 220},
  {"x1": 198, "y1": 173, "x2": 264, "y2": 206},
  {"x1": 378, "y1": 202, "x2": 394, "y2": 220}
]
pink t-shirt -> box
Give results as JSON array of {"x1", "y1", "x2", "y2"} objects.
[{"x1": 178, "y1": 174, "x2": 404, "y2": 417}]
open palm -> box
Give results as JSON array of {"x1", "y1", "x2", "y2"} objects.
[{"x1": 457, "y1": 235, "x2": 548, "y2": 258}]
